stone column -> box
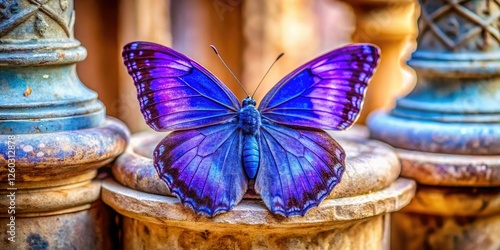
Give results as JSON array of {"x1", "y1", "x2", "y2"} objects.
[
  {"x1": 0, "y1": 0, "x2": 128, "y2": 248},
  {"x1": 368, "y1": 0, "x2": 500, "y2": 249},
  {"x1": 103, "y1": 131, "x2": 415, "y2": 249},
  {"x1": 338, "y1": 0, "x2": 418, "y2": 123}
]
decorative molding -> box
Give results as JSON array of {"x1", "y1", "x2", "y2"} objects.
[
  {"x1": 419, "y1": 0, "x2": 500, "y2": 51},
  {"x1": 0, "y1": 0, "x2": 71, "y2": 39}
]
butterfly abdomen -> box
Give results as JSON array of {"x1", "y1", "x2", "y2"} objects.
[{"x1": 243, "y1": 134, "x2": 259, "y2": 179}]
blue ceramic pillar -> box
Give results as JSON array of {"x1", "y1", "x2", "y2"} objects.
[
  {"x1": 0, "y1": 0, "x2": 128, "y2": 248},
  {"x1": 368, "y1": 0, "x2": 500, "y2": 249}
]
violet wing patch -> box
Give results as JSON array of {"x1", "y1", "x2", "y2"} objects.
[
  {"x1": 154, "y1": 122, "x2": 247, "y2": 217},
  {"x1": 259, "y1": 44, "x2": 380, "y2": 130},
  {"x1": 122, "y1": 41, "x2": 240, "y2": 131},
  {"x1": 256, "y1": 123, "x2": 345, "y2": 216}
]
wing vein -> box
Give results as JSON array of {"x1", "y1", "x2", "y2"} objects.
[
  {"x1": 177, "y1": 77, "x2": 238, "y2": 112},
  {"x1": 261, "y1": 131, "x2": 285, "y2": 208}
]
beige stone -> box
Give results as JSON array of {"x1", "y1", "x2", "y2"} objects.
[
  {"x1": 102, "y1": 178, "x2": 414, "y2": 225},
  {"x1": 102, "y1": 178, "x2": 414, "y2": 249},
  {"x1": 121, "y1": 214, "x2": 387, "y2": 250},
  {"x1": 0, "y1": 179, "x2": 101, "y2": 215},
  {"x1": 0, "y1": 170, "x2": 97, "y2": 190},
  {"x1": 392, "y1": 211, "x2": 500, "y2": 250},
  {"x1": 402, "y1": 185, "x2": 500, "y2": 217}
]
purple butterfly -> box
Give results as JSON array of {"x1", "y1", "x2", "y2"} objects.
[{"x1": 122, "y1": 42, "x2": 380, "y2": 217}]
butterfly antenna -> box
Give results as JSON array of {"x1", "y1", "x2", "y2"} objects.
[
  {"x1": 210, "y1": 45, "x2": 249, "y2": 97},
  {"x1": 251, "y1": 52, "x2": 285, "y2": 98}
]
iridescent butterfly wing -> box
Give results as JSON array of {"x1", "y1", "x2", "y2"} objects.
[
  {"x1": 123, "y1": 42, "x2": 247, "y2": 216},
  {"x1": 256, "y1": 44, "x2": 380, "y2": 216}
]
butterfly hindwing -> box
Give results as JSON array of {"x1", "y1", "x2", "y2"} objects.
[
  {"x1": 255, "y1": 123, "x2": 345, "y2": 216},
  {"x1": 258, "y1": 44, "x2": 380, "y2": 130},
  {"x1": 123, "y1": 41, "x2": 241, "y2": 131},
  {"x1": 154, "y1": 122, "x2": 247, "y2": 216}
]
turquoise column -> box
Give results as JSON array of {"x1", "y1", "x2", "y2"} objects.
[
  {"x1": 0, "y1": 0, "x2": 128, "y2": 248},
  {"x1": 368, "y1": 0, "x2": 500, "y2": 248}
]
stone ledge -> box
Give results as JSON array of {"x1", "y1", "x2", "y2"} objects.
[
  {"x1": 0, "y1": 117, "x2": 129, "y2": 184},
  {"x1": 398, "y1": 148, "x2": 500, "y2": 187},
  {"x1": 102, "y1": 177, "x2": 415, "y2": 228},
  {"x1": 0, "y1": 179, "x2": 101, "y2": 217}
]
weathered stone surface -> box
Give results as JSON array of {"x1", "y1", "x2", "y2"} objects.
[
  {"x1": 0, "y1": 201, "x2": 116, "y2": 250},
  {"x1": 103, "y1": 178, "x2": 415, "y2": 226},
  {"x1": 0, "y1": 118, "x2": 129, "y2": 183},
  {"x1": 0, "y1": 179, "x2": 100, "y2": 216},
  {"x1": 392, "y1": 212, "x2": 500, "y2": 250},
  {"x1": 120, "y1": 214, "x2": 387, "y2": 250},
  {"x1": 398, "y1": 148, "x2": 500, "y2": 186},
  {"x1": 0, "y1": 1, "x2": 129, "y2": 249},
  {"x1": 0, "y1": 169, "x2": 96, "y2": 190},
  {"x1": 103, "y1": 177, "x2": 414, "y2": 249},
  {"x1": 402, "y1": 185, "x2": 500, "y2": 217},
  {"x1": 113, "y1": 129, "x2": 401, "y2": 199},
  {"x1": 366, "y1": 1, "x2": 500, "y2": 249}
]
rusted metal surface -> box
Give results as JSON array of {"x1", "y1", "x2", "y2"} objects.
[
  {"x1": 368, "y1": 0, "x2": 500, "y2": 156},
  {"x1": 0, "y1": 0, "x2": 129, "y2": 249},
  {"x1": 0, "y1": 0, "x2": 103, "y2": 134},
  {"x1": 0, "y1": 118, "x2": 129, "y2": 183},
  {"x1": 367, "y1": 0, "x2": 500, "y2": 249}
]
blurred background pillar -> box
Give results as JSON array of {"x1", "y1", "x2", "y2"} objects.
[
  {"x1": 0, "y1": 0, "x2": 128, "y2": 248},
  {"x1": 368, "y1": 0, "x2": 500, "y2": 249},
  {"x1": 339, "y1": 0, "x2": 418, "y2": 123},
  {"x1": 243, "y1": 0, "x2": 320, "y2": 102}
]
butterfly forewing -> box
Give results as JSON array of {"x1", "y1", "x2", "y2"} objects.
[
  {"x1": 123, "y1": 41, "x2": 241, "y2": 131},
  {"x1": 258, "y1": 44, "x2": 380, "y2": 130}
]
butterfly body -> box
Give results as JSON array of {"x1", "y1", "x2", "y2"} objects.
[
  {"x1": 122, "y1": 41, "x2": 380, "y2": 217},
  {"x1": 238, "y1": 97, "x2": 261, "y2": 179}
]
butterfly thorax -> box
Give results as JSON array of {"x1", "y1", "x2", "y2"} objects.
[{"x1": 238, "y1": 97, "x2": 261, "y2": 136}]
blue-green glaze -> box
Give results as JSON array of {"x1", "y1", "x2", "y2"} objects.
[
  {"x1": 0, "y1": 0, "x2": 104, "y2": 134},
  {"x1": 368, "y1": 0, "x2": 500, "y2": 155}
]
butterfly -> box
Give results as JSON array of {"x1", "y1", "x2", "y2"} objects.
[{"x1": 122, "y1": 41, "x2": 380, "y2": 217}]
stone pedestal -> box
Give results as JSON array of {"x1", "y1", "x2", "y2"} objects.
[
  {"x1": 0, "y1": 0, "x2": 129, "y2": 248},
  {"x1": 368, "y1": 0, "x2": 500, "y2": 249},
  {"x1": 103, "y1": 129, "x2": 416, "y2": 249}
]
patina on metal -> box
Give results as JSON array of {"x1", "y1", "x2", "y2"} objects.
[
  {"x1": 0, "y1": 0, "x2": 104, "y2": 134},
  {"x1": 0, "y1": 0, "x2": 129, "y2": 249},
  {"x1": 369, "y1": 0, "x2": 500, "y2": 156},
  {"x1": 368, "y1": 0, "x2": 500, "y2": 249}
]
